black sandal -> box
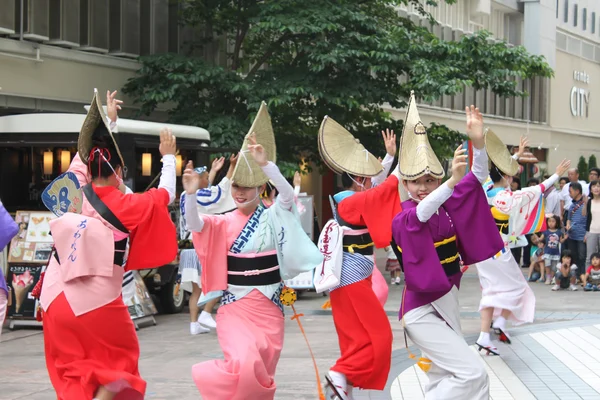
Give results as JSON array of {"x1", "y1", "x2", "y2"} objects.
[
  {"x1": 324, "y1": 375, "x2": 348, "y2": 400},
  {"x1": 476, "y1": 342, "x2": 500, "y2": 356}
]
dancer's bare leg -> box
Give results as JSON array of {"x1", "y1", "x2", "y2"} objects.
[
  {"x1": 189, "y1": 283, "x2": 202, "y2": 322},
  {"x1": 477, "y1": 307, "x2": 498, "y2": 355},
  {"x1": 95, "y1": 386, "x2": 116, "y2": 400},
  {"x1": 203, "y1": 297, "x2": 220, "y2": 314},
  {"x1": 198, "y1": 296, "x2": 220, "y2": 329}
]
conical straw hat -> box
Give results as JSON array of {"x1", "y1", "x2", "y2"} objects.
[
  {"x1": 485, "y1": 128, "x2": 519, "y2": 176},
  {"x1": 318, "y1": 116, "x2": 383, "y2": 177},
  {"x1": 318, "y1": 124, "x2": 344, "y2": 175},
  {"x1": 78, "y1": 89, "x2": 124, "y2": 166},
  {"x1": 398, "y1": 91, "x2": 444, "y2": 180},
  {"x1": 231, "y1": 102, "x2": 277, "y2": 187}
]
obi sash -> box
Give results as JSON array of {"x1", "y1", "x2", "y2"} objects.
[
  {"x1": 490, "y1": 205, "x2": 509, "y2": 236},
  {"x1": 227, "y1": 254, "x2": 280, "y2": 286},
  {"x1": 342, "y1": 232, "x2": 374, "y2": 256},
  {"x1": 395, "y1": 235, "x2": 461, "y2": 278}
]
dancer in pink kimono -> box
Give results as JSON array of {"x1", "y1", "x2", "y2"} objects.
[{"x1": 182, "y1": 104, "x2": 322, "y2": 400}]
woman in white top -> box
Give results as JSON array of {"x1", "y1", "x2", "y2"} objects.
[{"x1": 585, "y1": 180, "x2": 600, "y2": 266}]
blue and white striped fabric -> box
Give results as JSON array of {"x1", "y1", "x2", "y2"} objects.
[{"x1": 330, "y1": 252, "x2": 374, "y2": 291}]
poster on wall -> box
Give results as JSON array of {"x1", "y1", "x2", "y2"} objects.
[
  {"x1": 6, "y1": 264, "x2": 43, "y2": 319},
  {"x1": 122, "y1": 271, "x2": 158, "y2": 320},
  {"x1": 8, "y1": 211, "x2": 56, "y2": 264}
]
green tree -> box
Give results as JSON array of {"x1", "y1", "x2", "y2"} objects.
[
  {"x1": 123, "y1": 0, "x2": 553, "y2": 174},
  {"x1": 589, "y1": 154, "x2": 597, "y2": 172},
  {"x1": 578, "y1": 156, "x2": 589, "y2": 181}
]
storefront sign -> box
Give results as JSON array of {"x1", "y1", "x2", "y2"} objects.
[{"x1": 571, "y1": 70, "x2": 590, "y2": 118}]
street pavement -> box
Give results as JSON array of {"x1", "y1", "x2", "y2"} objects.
[{"x1": 3, "y1": 256, "x2": 600, "y2": 399}]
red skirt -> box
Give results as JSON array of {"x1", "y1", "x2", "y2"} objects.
[
  {"x1": 43, "y1": 292, "x2": 146, "y2": 400},
  {"x1": 330, "y1": 277, "x2": 392, "y2": 390}
]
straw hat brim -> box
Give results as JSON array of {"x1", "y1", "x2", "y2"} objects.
[
  {"x1": 318, "y1": 116, "x2": 382, "y2": 177},
  {"x1": 318, "y1": 126, "x2": 344, "y2": 175},
  {"x1": 231, "y1": 102, "x2": 277, "y2": 187},
  {"x1": 78, "y1": 89, "x2": 125, "y2": 166},
  {"x1": 485, "y1": 128, "x2": 519, "y2": 176}
]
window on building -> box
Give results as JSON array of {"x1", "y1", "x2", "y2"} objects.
[
  {"x1": 593, "y1": 12, "x2": 596, "y2": 33},
  {"x1": 556, "y1": 0, "x2": 559, "y2": 19},
  {"x1": 583, "y1": 8, "x2": 587, "y2": 30},
  {"x1": 564, "y1": 0, "x2": 569, "y2": 23},
  {"x1": 574, "y1": 4, "x2": 578, "y2": 27}
]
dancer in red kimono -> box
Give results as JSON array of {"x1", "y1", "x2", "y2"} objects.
[
  {"x1": 40, "y1": 90, "x2": 178, "y2": 400},
  {"x1": 317, "y1": 119, "x2": 396, "y2": 399}
]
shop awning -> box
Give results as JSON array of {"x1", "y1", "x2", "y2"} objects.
[{"x1": 0, "y1": 113, "x2": 210, "y2": 141}]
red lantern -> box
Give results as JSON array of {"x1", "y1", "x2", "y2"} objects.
[{"x1": 532, "y1": 165, "x2": 539, "y2": 175}]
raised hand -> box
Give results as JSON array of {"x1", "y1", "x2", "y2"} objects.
[
  {"x1": 159, "y1": 128, "x2": 177, "y2": 156},
  {"x1": 230, "y1": 152, "x2": 239, "y2": 168},
  {"x1": 293, "y1": 171, "x2": 302, "y2": 187},
  {"x1": 448, "y1": 144, "x2": 468, "y2": 188},
  {"x1": 226, "y1": 153, "x2": 239, "y2": 179},
  {"x1": 465, "y1": 105, "x2": 484, "y2": 149},
  {"x1": 247, "y1": 132, "x2": 268, "y2": 167},
  {"x1": 382, "y1": 128, "x2": 397, "y2": 157},
  {"x1": 106, "y1": 90, "x2": 123, "y2": 123},
  {"x1": 516, "y1": 136, "x2": 529, "y2": 159},
  {"x1": 211, "y1": 156, "x2": 226, "y2": 172},
  {"x1": 183, "y1": 161, "x2": 201, "y2": 194},
  {"x1": 555, "y1": 159, "x2": 571, "y2": 176}
]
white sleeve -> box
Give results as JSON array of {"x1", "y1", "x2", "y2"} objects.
[
  {"x1": 372, "y1": 154, "x2": 394, "y2": 187},
  {"x1": 194, "y1": 177, "x2": 230, "y2": 210},
  {"x1": 541, "y1": 174, "x2": 559, "y2": 192},
  {"x1": 512, "y1": 154, "x2": 519, "y2": 161},
  {"x1": 416, "y1": 183, "x2": 454, "y2": 223},
  {"x1": 471, "y1": 147, "x2": 489, "y2": 184},
  {"x1": 262, "y1": 162, "x2": 294, "y2": 209},
  {"x1": 294, "y1": 185, "x2": 301, "y2": 196},
  {"x1": 184, "y1": 193, "x2": 205, "y2": 232},
  {"x1": 157, "y1": 154, "x2": 176, "y2": 204}
]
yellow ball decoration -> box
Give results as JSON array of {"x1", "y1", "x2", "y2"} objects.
[{"x1": 279, "y1": 287, "x2": 297, "y2": 306}]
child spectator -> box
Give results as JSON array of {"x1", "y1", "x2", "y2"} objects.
[
  {"x1": 583, "y1": 253, "x2": 600, "y2": 291},
  {"x1": 552, "y1": 250, "x2": 579, "y2": 291},
  {"x1": 532, "y1": 215, "x2": 568, "y2": 284},
  {"x1": 527, "y1": 241, "x2": 545, "y2": 282}
]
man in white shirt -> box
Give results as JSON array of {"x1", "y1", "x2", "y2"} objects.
[
  {"x1": 543, "y1": 175, "x2": 561, "y2": 217},
  {"x1": 560, "y1": 168, "x2": 589, "y2": 219}
]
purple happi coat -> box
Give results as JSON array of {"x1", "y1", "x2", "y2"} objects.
[{"x1": 392, "y1": 172, "x2": 503, "y2": 318}]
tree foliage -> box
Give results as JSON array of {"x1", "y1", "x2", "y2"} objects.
[
  {"x1": 123, "y1": 0, "x2": 553, "y2": 175},
  {"x1": 589, "y1": 154, "x2": 597, "y2": 172},
  {"x1": 578, "y1": 156, "x2": 589, "y2": 182}
]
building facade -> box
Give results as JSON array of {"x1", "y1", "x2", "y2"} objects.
[
  {"x1": 0, "y1": 0, "x2": 214, "y2": 211},
  {"x1": 391, "y1": 0, "x2": 600, "y2": 178}
]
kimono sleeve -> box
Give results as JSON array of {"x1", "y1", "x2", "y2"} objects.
[
  {"x1": 337, "y1": 174, "x2": 401, "y2": 248},
  {"x1": 120, "y1": 188, "x2": 178, "y2": 271},
  {"x1": 443, "y1": 173, "x2": 504, "y2": 265},
  {"x1": 191, "y1": 214, "x2": 229, "y2": 294}
]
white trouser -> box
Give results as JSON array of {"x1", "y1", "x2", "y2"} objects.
[
  {"x1": 404, "y1": 288, "x2": 489, "y2": 400},
  {"x1": 0, "y1": 290, "x2": 7, "y2": 340}
]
